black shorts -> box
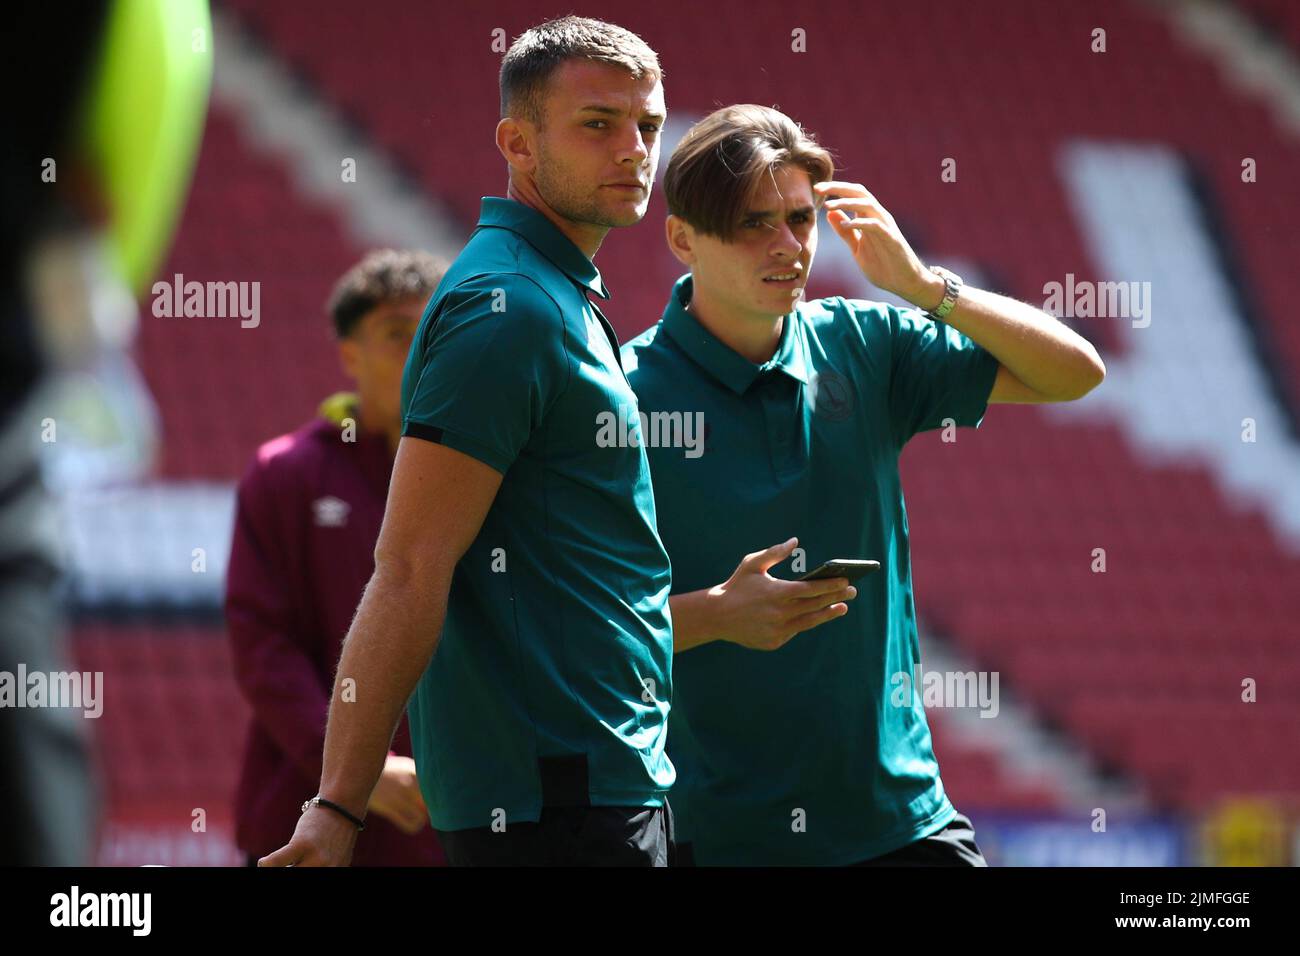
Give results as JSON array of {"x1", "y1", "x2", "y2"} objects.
[
  {"x1": 673, "y1": 812, "x2": 986, "y2": 867},
  {"x1": 852, "y1": 812, "x2": 987, "y2": 867},
  {"x1": 436, "y1": 802, "x2": 676, "y2": 867}
]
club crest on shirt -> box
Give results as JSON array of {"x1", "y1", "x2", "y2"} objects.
[
  {"x1": 312, "y1": 495, "x2": 351, "y2": 527},
  {"x1": 807, "y1": 370, "x2": 854, "y2": 422}
]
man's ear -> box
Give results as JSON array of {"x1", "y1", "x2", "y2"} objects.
[
  {"x1": 665, "y1": 214, "x2": 695, "y2": 267},
  {"x1": 495, "y1": 116, "x2": 537, "y2": 175}
]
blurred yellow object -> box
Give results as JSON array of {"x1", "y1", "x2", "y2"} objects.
[
  {"x1": 79, "y1": 0, "x2": 213, "y2": 296},
  {"x1": 1200, "y1": 798, "x2": 1288, "y2": 867},
  {"x1": 320, "y1": 391, "x2": 360, "y2": 427}
]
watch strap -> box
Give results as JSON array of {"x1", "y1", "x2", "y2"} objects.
[{"x1": 927, "y1": 265, "x2": 962, "y2": 320}]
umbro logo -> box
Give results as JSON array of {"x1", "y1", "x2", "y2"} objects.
[{"x1": 312, "y1": 496, "x2": 351, "y2": 527}]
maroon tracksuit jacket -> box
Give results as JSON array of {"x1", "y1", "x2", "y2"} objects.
[{"x1": 225, "y1": 395, "x2": 444, "y2": 865}]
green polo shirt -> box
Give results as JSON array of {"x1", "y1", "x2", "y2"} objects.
[
  {"x1": 399, "y1": 197, "x2": 675, "y2": 832},
  {"x1": 621, "y1": 273, "x2": 999, "y2": 865}
]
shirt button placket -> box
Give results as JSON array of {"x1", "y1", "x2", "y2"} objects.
[{"x1": 760, "y1": 371, "x2": 801, "y2": 480}]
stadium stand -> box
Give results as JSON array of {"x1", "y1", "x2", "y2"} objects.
[{"x1": 72, "y1": 0, "x2": 1300, "y2": 862}]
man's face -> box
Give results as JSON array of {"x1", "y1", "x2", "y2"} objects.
[
  {"x1": 531, "y1": 60, "x2": 666, "y2": 228},
  {"x1": 686, "y1": 164, "x2": 819, "y2": 320},
  {"x1": 338, "y1": 294, "x2": 425, "y2": 431}
]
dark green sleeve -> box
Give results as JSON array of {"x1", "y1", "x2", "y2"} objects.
[
  {"x1": 401, "y1": 274, "x2": 570, "y2": 474},
  {"x1": 862, "y1": 301, "x2": 999, "y2": 444}
]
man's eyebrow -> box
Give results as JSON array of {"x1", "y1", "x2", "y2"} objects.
[
  {"x1": 576, "y1": 104, "x2": 667, "y2": 122},
  {"x1": 742, "y1": 204, "x2": 817, "y2": 219}
]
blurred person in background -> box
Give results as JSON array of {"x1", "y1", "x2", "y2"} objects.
[
  {"x1": 225, "y1": 249, "x2": 448, "y2": 867},
  {"x1": 1, "y1": 0, "x2": 211, "y2": 865}
]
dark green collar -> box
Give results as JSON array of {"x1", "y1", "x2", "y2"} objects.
[
  {"x1": 476, "y1": 197, "x2": 610, "y2": 300},
  {"x1": 660, "y1": 273, "x2": 809, "y2": 395}
]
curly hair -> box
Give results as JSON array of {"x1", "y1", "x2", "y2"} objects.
[{"x1": 326, "y1": 249, "x2": 447, "y2": 339}]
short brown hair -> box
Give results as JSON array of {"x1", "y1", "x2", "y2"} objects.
[
  {"x1": 327, "y1": 249, "x2": 447, "y2": 339},
  {"x1": 499, "y1": 15, "x2": 662, "y2": 128},
  {"x1": 665, "y1": 104, "x2": 835, "y2": 242}
]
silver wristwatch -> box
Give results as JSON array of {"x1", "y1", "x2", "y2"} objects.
[{"x1": 926, "y1": 265, "x2": 963, "y2": 320}]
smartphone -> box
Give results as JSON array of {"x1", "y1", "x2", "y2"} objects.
[{"x1": 798, "y1": 559, "x2": 881, "y2": 582}]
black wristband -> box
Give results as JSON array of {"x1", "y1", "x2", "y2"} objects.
[{"x1": 303, "y1": 796, "x2": 366, "y2": 831}]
